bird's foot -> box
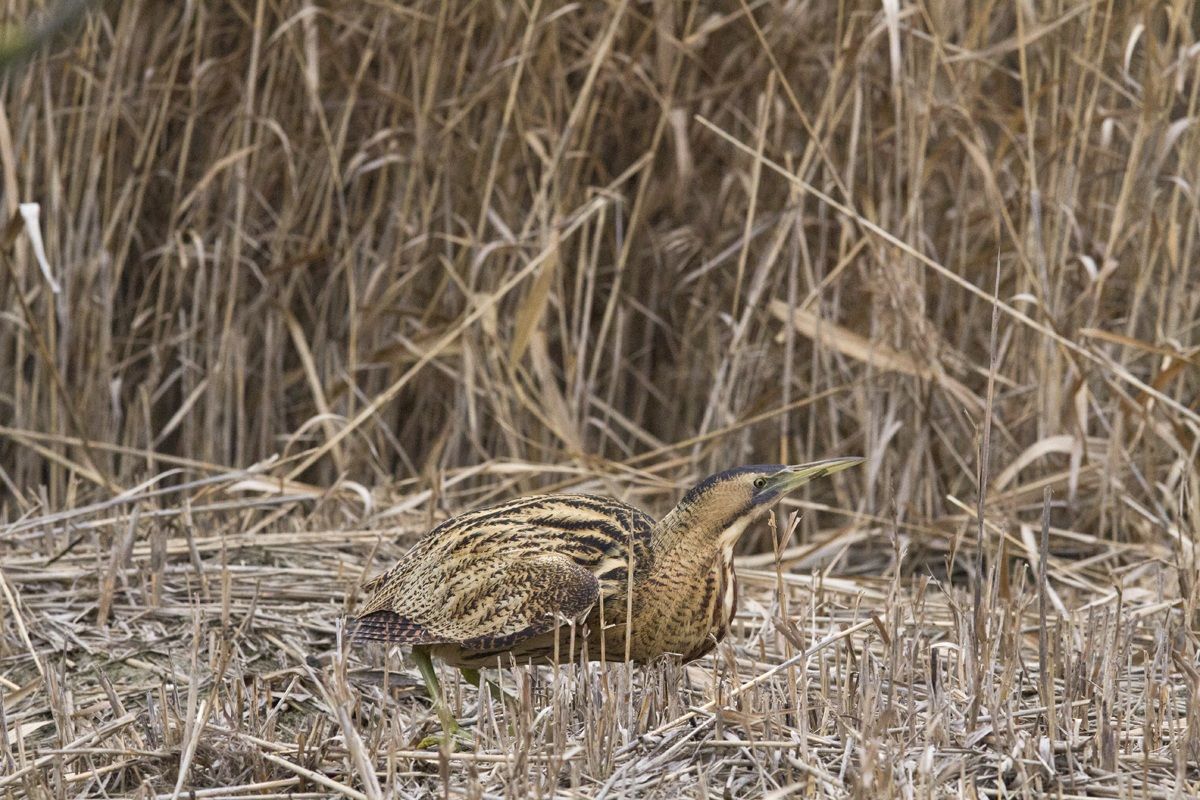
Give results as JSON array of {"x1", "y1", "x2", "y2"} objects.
[
  {"x1": 461, "y1": 668, "x2": 520, "y2": 714},
  {"x1": 415, "y1": 719, "x2": 473, "y2": 750},
  {"x1": 415, "y1": 729, "x2": 473, "y2": 750}
]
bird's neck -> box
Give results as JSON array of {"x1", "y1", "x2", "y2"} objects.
[
  {"x1": 650, "y1": 502, "x2": 749, "y2": 568},
  {"x1": 641, "y1": 501, "x2": 750, "y2": 652}
]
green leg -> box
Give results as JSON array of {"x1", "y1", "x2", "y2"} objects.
[
  {"x1": 460, "y1": 667, "x2": 525, "y2": 740},
  {"x1": 460, "y1": 667, "x2": 519, "y2": 710},
  {"x1": 411, "y1": 647, "x2": 469, "y2": 748},
  {"x1": 460, "y1": 667, "x2": 482, "y2": 687}
]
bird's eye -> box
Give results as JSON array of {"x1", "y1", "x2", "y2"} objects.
[{"x1": 752, "y1": 477, "x2": 767, "y2": 489}]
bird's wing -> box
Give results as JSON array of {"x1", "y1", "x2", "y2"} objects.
[
  {"x1": 350, "y1": 493, "x2": 651, "y2": 647},
  {"x1": 455, "y1": 553, "x2": 599, "y2": 650},
  {"x1": 353, "y1": 552, "x2": 598, "y2": 648}
]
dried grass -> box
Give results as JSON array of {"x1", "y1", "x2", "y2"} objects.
[{"x1": 1, "y1": 1, "x2": 1198, "y2": 797}]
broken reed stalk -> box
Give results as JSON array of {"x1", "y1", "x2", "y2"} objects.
[{"x1": 0, "y1": 1, "x2": 1197, "y2": 797}]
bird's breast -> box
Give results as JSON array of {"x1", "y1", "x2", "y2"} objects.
[
  {"x1": 619, "y1": 544, "x2": 739, "y2": 662},
  {"x1": 691, "y1": 548, "x2": 738, "y2": 659}
]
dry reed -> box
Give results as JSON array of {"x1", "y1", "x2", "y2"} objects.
[{"x1": 1, "y1": 1, "x2": 1198, "y2": 797}]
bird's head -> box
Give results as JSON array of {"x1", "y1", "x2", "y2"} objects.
[{"x1": 665, "y1": 457, "x2": 864, "y2": 550}]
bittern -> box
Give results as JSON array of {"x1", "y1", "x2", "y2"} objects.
[{"x1": 351, "y1": 458, "x2": 861, "y2": 741}]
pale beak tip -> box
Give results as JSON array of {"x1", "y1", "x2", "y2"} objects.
[
  {"x1": 777, "y1": 457, "x2": 865, "y2": 486},
  {"x1": 821, "y1": 456, "x2": 865, "y2": 474}
]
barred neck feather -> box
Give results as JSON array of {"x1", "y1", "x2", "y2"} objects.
[{"x1": 651, "y1": 485, "x2": 760, "y2": 559}]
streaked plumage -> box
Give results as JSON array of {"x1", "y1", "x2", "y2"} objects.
[
  {"x1": 352, "y1": 459, "x2": 862, "y2": 669},
  {"x1": 354, "y1": 493, "x2": 654, "y2": 665}
]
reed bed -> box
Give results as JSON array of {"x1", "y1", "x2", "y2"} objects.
[{"x1": 1, "y1": 1, "x2": 1197, "y2": 797}]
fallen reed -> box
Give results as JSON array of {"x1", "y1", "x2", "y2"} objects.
[{"x1": 1, "y1": 1, "x2": 1197, "y2": 796}]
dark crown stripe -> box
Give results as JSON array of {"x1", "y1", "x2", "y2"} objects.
[{"x1": 678, "y1": 465, "x2": 784, "y2": 506}]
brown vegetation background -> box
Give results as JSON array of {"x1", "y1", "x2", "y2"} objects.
[{"x1": 1, "y1": 1, "x2": 1197, "y2": 797}]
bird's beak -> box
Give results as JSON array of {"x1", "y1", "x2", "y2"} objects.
[{"x1": 768, "y1": 457, "x2": 864, "y2": 494}]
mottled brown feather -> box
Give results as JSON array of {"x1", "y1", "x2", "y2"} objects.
[
  {"x1": 352, "y1": 610, "x2": 438, "y2": 644},
  {"x1": 352, "y1": 460, "x2": 860, "y2": 668},
  {"x1": 352, "y1": 495, "x2": 655, "y2": 664}
]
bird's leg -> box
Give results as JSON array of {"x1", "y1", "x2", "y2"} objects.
[
  {"x1": 411, "y1": 647, "x2": 471, "y2": 749},
  {"x1": 460, "y1": 667, "x2": 531, "y2": 741},
  {"x1": 460, "y1": 667, "x2": 519, "y2": 711},
  {"x1": 459, "y1": 667, "x2": 483, "y2": 688}
]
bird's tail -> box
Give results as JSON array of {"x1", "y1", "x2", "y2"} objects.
[{"x1": 347, "y1": 610, "x2": 440, "y2": 645}]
